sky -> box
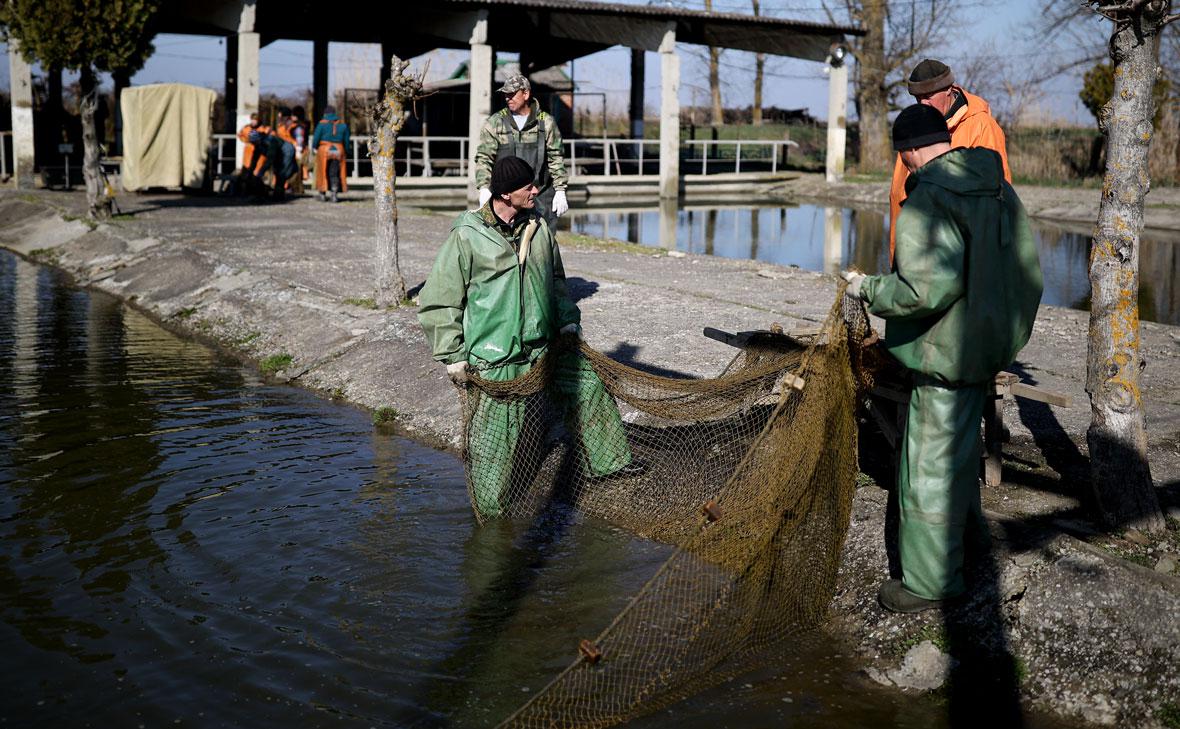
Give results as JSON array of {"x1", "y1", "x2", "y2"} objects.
[{"x1": 0, "y1": 0, "x2": 1106, "y2": 127}]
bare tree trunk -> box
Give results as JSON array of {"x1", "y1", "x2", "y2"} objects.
[
  {"x1": 371, "y1": 123, "x2": 404, "y2": 306},
  {"x1": 856, "y1": 0, "x2": 890, "y2": 173},
  {"x1": 752, "y1": 0, "x2": 764, "y2": 126},
  {"x1": 79, "y1": 66, "x2": 111, "y2": 220},
  {"x1": 370, "y1": 56, "x2": 427, "y2": 307},
  {"x1": 705, "y1": 0, "x2": 723, "y2": 126},
  {"x1": 1085, "y1": 0, "x2": 1172, "y2": 533}
]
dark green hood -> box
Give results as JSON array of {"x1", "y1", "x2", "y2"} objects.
[
  {"x1": 860, "y1": 146, "x2": 1043, "y2": 385},
  {"x1": 913, "y1": 147, "x2": 1005, "y2": 198}
]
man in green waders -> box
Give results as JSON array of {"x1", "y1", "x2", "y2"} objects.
[
  {"x1": 843, "y1": 104, "x2": 1043, "y2": 612},
  {"x1": 419, "y1": 156, "x2": 635, "y2": 519},
  {"x1": 474, "y1": 74, "x2": 569, "y2": 230}
]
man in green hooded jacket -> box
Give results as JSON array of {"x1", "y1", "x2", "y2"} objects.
[
  {"x1": 843, "y1": 104, "x2": 1043, "y2": 612},
  {"x1": 419, "y1": 156, "x2": 633, "y2": 518}
]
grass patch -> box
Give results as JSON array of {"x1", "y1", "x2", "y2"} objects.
[
  {"x1": 237, "y1": 331, "x2": 261, "y2": 346},
  {"x1": 845, "y1": 172, "x2": 891, "y2": 183},
  {"x1": 175, "y1": 307, "x2": 198, "y2": 319},
  {"x1": 372, "y1": 406, "x2": 398, "y2": 424},
  {"x1": 896, "y1": 622, "x2": 950, "y2": 655},
  {"x1": 260, "y1": 353, "x2": 293, "y2": 374},
  {"x1": 28, "y1": 247, "x2": 62, "y2": 263},
  {"x1": 111, "y1": 213, "x2": 136, "y2": 221},
  {"x1": 560, "y1": 231, "x2": 659, "y2": 256},
  {"x1": 61, "y1": 213, "x2": 98, "y2": 231},
  {"x1": 1158, "y1": 702, "x2": 1180, "y2": 729},
  {"x1": 855, "y1": 471, "x2": 876, "y2": 488},
  {"x1": 343, "y1": 297, "x2": 378, "y2": 309}
]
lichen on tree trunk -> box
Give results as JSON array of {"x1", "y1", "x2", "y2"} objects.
[
  {"x1": 368, "y1": 56, "x2": 428, "y2": 308},
  {"x1": 1085, "y1": 0, "x2": 1173, "y2": 533}
]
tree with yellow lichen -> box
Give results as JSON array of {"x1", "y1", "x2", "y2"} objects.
[
  {"x1": 1085, "y1": 0, "x2": 1175, "y2": 532},
  {"x1": 369, "y1": 56, "x2": 429, "y2": 307}
]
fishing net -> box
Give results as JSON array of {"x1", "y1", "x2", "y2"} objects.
[{"x1": 458, "y1": 290, "x2": 877, "y2": 728}]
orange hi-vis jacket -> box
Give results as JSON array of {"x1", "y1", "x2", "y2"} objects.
[
  {"x1": 276, "y1": 119, "x2": 298, "y2": 147},
  {"x1": 888, "y1": 88, "x2": 1011, "y2": 258},
  {"x1": 237, "y1": 123, "x2": 272, "y2": 169}
]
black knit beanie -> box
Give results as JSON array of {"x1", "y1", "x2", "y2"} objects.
[
  {"x1": 490, "y1": 156, "x2": 535, "y2": 196},
  {"x1": 892, "y1": 104, "x2": 951, "y2": 151},
  {"x1": 907, "y1": 59, "x2": 954, "y2": 96}
]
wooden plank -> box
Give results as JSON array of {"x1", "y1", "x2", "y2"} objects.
[{"x1": 1010, "y1": 382, "x2": 1072, "y2": 408}]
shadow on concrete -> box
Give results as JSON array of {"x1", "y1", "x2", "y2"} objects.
[
  {"x1": 1007, "y1": 361, "x2": 1090, "y2": 502},
  {"x1": 603, "y1": 342, "x2": 697, "y2": 380},
  {"x1": 565, "y1": 276, "x2": 599, "y2": 305}
]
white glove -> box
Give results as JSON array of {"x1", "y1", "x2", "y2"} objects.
[
  {"x1": 478, "y1": 187, "x2": 492, "y2": 207},
  {"x1": 552, "y1": 190, "x2": 569, "y2": 217},
  {"x1": 559, "y1": 323, "x2": 580, "y2": 337},
  {"x1": 446, "y1": 361, "x2": 469, "y2": 385},
  {"x1": 841, "y1": 270, "x2": 867, "y2": 300}
]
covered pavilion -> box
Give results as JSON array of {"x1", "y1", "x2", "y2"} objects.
[{"x1": 6, "y1": 0, "x2": 862, "y2": 195}]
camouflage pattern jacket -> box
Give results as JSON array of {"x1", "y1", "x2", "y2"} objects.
[{"x1": 474, "y1": 99, "x2": 568, "y2": 192}]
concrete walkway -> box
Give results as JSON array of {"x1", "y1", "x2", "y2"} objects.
[{"x1": 2, "y1": 188, "x2": 1179, "y2": 727}]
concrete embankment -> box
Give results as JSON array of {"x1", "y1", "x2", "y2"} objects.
[{"x1": 2, "y1": 189, "x2": 1179, "y2": 727}]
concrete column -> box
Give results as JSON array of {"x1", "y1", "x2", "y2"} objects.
[
  {"x1": 235, "y1": 31, "x2": 260, "y2": 168},
  {"x1": 629, "y1": 49, "x2": 645, "y2": 139},
  {"x1": 224, "y1": 37, "x2": 238, "y2": 134},
  {"x1": 658, "y1": 28, "x2": 679, "y2": 200},
  {"x1": 112, "y1": 70, "x2": 130, "y2": 156},
  {"x1": 825, "y1": 57, "x2": 848, "y2": 183},
  {"x1": 823, "y1": 207, "x2": 844, "y2": 274},
  {"x1": 313, "y1": 39, "x2": 329, "y2": 120},
  {"x1": 8, "y1": 41, "x2": 36, "y2": 188},
  {"x1": 379, "y1": 42, "x2": 394, "y2": 93},
  {"x1": 467, "y1": 10, "x2": 492, "y2": 191},
  {"x1": 658, "y1": 195, "x2": 678, "y2": 249}
]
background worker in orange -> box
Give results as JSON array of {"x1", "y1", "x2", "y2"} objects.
[
  {"x1": 237, "y1": 113, "x2": 271, "y2": 172},
  {"x1": 311, "y1": 105, "x2": 350, "y2": 203},
  {"x1": 888, "y1": 59, "x2": 1011, "y2": 257}
]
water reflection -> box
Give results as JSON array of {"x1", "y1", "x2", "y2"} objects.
[
  {"x1": 0, "y1": 251, "x2": 1084, "y2": 728},
  {"x1": 566, "y1": 203, "x2": 1179, "y2": 325}
]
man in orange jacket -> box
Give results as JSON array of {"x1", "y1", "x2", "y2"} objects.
[
  {"x1": 237, "y1": 113, "x2": 271, "y2": 172},
  {"x1": 888, "y1": 59, "x2": 1011, "y2": 258}
]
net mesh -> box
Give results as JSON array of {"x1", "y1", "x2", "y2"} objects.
[{"x1": 458, "y1": 291, "x2": 876, "y2": 728}]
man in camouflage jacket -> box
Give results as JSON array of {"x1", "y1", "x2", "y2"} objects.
[{"x1": 474, "y1": 74, "x2": 569, "y2": 228}]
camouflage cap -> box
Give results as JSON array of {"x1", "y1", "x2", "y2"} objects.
[{"x1": 497, "y1": 74, "x2": 531, "y2": 95}]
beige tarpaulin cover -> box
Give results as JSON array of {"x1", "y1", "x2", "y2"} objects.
[{"x1": 120, "y1": 83, "x2": 216, "y2": 191}]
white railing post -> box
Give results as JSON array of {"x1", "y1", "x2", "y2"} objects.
[
  {"x1": 637, "y1": 140, "x2": 644, "y2": 175},
  {"x1": 602, "y1": 138, "x2": 610, "y2": 177},
  {"x1": 460, "y1": 138, "x2": 467, "y2": 177},
  {"x1": 702, "y1": 141, "x2": 708, "y2": 175},
  {"x1": 570, "y1": 140, "x2": 577, "y2": 176},
  {"x1": 422, "y1": 138, "x2": 432, "y2": 177},
  {"x1": 735, "y1": 142, "x2": 741, "y2": 174},
  {"x1": 772, "y1": 141, "x2": 778, "y2": 174},
  {"x1": 352, "y1": 138, "x2": 360, "y2": 182},
  {"x1": 1, "y1": 132, "x2": 8, "y2": 178}
]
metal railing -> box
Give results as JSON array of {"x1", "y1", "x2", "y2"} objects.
[
  {"x1": 210, "y1": 134, "x2": 798, "y2": 181},
  {"x1": 212, "y1": 133, "x2": 469, "y2": 181}
]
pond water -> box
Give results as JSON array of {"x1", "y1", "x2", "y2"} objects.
[
  {"x1": 564, "y1": 202, "x2": 1180, "y2": 326},
  {"x1": 0, "y1": 250, "x2": 1072, "y2": 728}
]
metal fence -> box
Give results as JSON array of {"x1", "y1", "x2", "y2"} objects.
[{"x1": 209, "y1": 134, "x2": 799, "y2": 181}]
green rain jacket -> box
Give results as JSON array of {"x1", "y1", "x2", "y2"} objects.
[
  {"x1": 474, "y1": 99, "x2": 568, "y2": 192},
  {"x1": 861, "y1": 147, "x2": 1043, "y2": 385},
  {"x1": 418, "y1": 204, "x2": 580, "y2": 369}
]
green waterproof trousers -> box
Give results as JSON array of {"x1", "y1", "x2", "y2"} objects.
[
  {"x1": 468, "y1": 349, "x2": 633, "y2": 518},
  {"x1": 899, "y1": 377, "x2": 987, "y2": 599}
]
